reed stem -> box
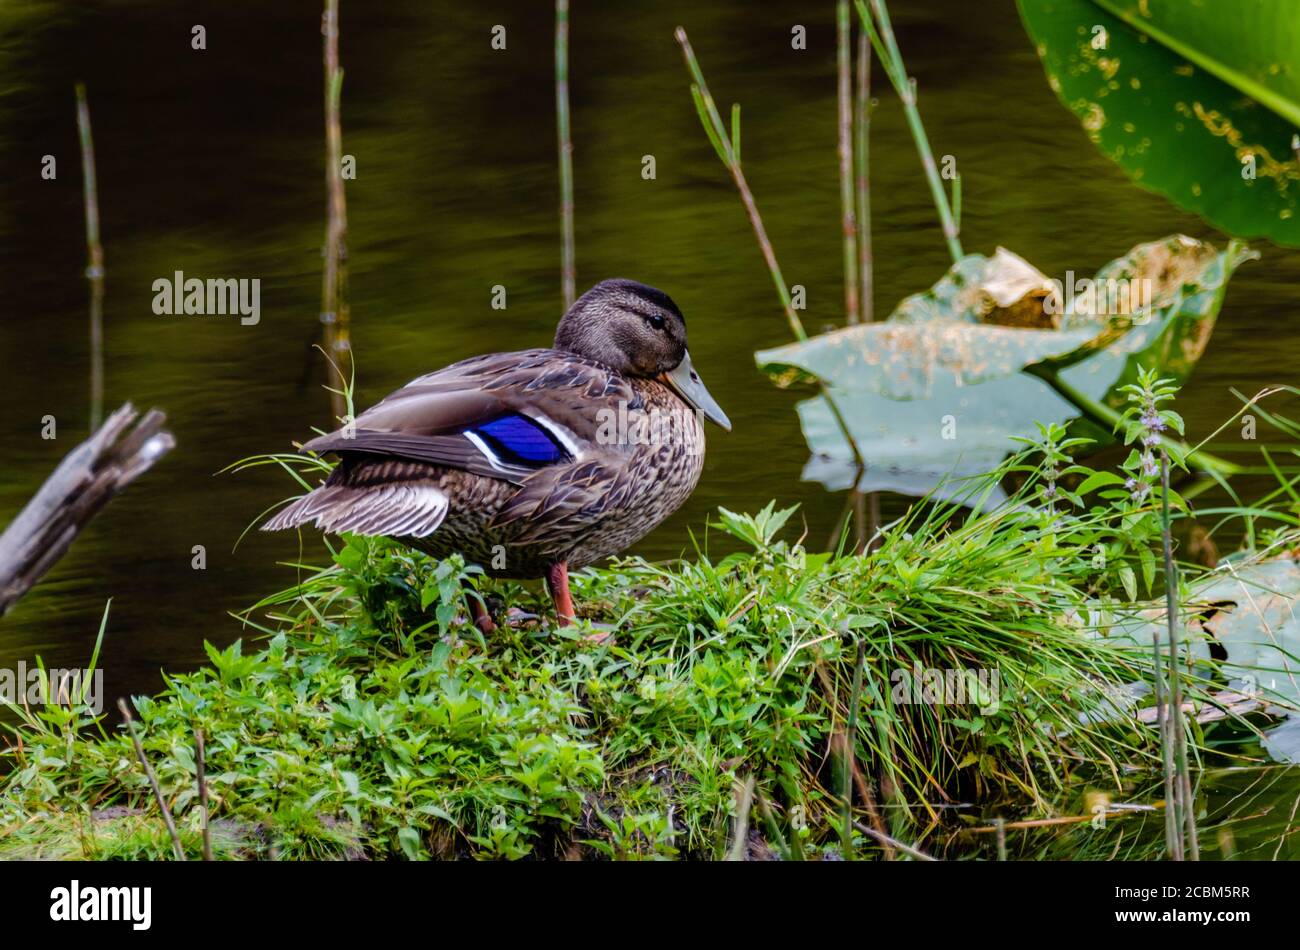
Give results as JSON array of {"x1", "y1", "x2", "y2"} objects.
[
  {"x1": 1161, "y1": 450, "x2": 1200, "y2": 860},
  {"x1": 75, "y1": 83, "x2": 104, "y2": 430},
  {"x1": 952, "y1": 173, "x2": 962, "y2": 234},
  {"x1": 556, "y1": 0, "x2": 576, "y2": 310},
  {"x1": 675, "y1": 27, "x2": 866, "y2": 472},
  {"x1": 1153, "y1": 449, "x2": 1182, "y2": 860},
  {"x1": 1153, "y1": 596, "x2": 1179, "y2": 858},
  {"x1": 841, "y1": 640, "x2": 866, "y2": 859},
  {"x1": 727, "y1": 774, "x2": 755, "y2": 861},
  {"x1": 118, "y1": 699, "x2": 185, "y2": 860},
  {"x1": 675, "y1": 28, "x2": 803, "y2": 342},
  {"x1": 836, "y1": 1, "x2": 860, "y2": 326},
  {"x1": 855, "y1": 0, "x2": 963, "y2": 264},
  {"x1": 321, "y1": 0, "x2": 352, "y2": 424},
  {"x1": 195, "y1": 727, "x2": 213, "y2": 861},
  {"x1": 854, "y1": 25, "x2": 873, "y2": 324},
  {"x1": 852, "y1": 17, "x2": 880, "y2": 547}
]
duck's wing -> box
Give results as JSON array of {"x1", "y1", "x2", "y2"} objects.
[
  {"x1": 299, "y1": 349, "x2": 638, "y2": 487},
  {"x1": 489, "y1": 456, "x2": 627, "y2": 546}
]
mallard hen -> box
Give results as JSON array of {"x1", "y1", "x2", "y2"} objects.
[{"x1": 263, "y1": 278, "x2": 730, "y2": 632}]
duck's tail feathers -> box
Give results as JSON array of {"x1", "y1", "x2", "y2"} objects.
[{"x1": 261, "y1": 482, "x2": 449, "y2": 538}]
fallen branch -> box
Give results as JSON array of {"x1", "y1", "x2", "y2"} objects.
[
  {"x1": 965, "y1": 804, "x2": 1158, "y2": 834},
  {"x1": 853, "y1": 820, "x2": 935, "y2": 861},
  {"x1": 1135, "y1": 689, "x2": 1270, "y2": 725},
  {"x1": 0, "y1": 403, "x2": 174, "y2": 615}
]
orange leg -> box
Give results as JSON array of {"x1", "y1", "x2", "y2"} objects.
[{"x1": 545, "y1": 561, "x2": 576, "y2": 627}]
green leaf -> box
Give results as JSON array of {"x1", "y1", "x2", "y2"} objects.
[
  {"x1": 1077, "y1": 470, "x2": 1126, "y2": 494},
  {"x1": 791, "y1": 374, "x2": 1061, "y2": 506},
  {"x1": 1118, "y1": 564, "x2": 1138, "y2": 600},
  {"x1": 1057, "y1": 237, "x2": 1255, "y2": 420},
  {"x1": 690, "y1": 84, "x2": 729, "y2": 166},
  {"x1": 1138, "y1": 545, "x2": 1157, "y2": 594},
  {"x1": 761, "y1": 236, "x2": 1245, "y2": 503},
  {"x1": 1018, "y1": 0, "x2": 1300, "y2": 245},
  {"x1": 1092, "y1": 0, "x2": 1300, "y2": 127},
  {"x1": 397, "y1": 826, "x2": 424, "y2": 860},
  {"x1": 758, "y1": 248, "x2": 1117, "y2": 400},
  {"x1": 730, "y1": 102, "x2": 741, "y2": 163}
]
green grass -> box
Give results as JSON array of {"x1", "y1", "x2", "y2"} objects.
[{"x1": 4, "y1": 427, "x2": 1261, "y2": 860}]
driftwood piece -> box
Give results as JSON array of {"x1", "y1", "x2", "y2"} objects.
[
  {"x1": 1135, "y1": 689, "x2": 1268, "y2": 725},
  {"x1": 0, "y1": 403, "x2": 174, "y2": 615}
]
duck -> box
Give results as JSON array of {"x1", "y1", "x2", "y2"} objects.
[{"x1": 263, "y1": 278, "x2": 731, "y2": 633}]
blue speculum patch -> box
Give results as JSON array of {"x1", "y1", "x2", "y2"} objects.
[{"x1": 470, "y1": 413, "x2": 569, "y2": 466}]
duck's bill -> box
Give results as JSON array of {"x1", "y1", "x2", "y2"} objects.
[{"x1": 662, "y1": 351, "x2": 732, "y2": 431}]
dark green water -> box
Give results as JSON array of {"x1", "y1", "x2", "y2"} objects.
[{"x1": 2, "y1": 0, "x2": 1299, "y2": 857}]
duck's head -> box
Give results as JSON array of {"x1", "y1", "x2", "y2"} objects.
[{"x1": 555, "y1": 278, "x2": 731, "y2": 431}]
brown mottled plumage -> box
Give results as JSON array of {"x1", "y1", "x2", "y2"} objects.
[{"x1": 263, "y1": 279, "x2": 731, "y2": 630}]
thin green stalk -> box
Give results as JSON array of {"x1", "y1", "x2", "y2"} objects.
[
  {"x1": 855, "y1": 0, "x2": 963, "y2": 264},
  {"x1": 675, "y1": 26, "x2": 866, "y2": 472},
  {"x1": 75, "y1": 83, "x2": 104, "y2": 430},
  {"x1": 675, "y1": 28, "x2": 803, "y2": 341},
  {"x1": 1160, "y1": 450, "x2": 1183, "y2": 854},
  {"x1": 822, "y1": 381, "x2": 867, "y2": 473},
  {"x1": 841, "y1": 640, "x2": 866, "y2": 859},
  {"x1": 1154, "y1": 448, "x2": 1181, "y2": 860},
  {"x1": 1161, "y1": 450, "x2": 1200, "y2": 860},
  {"x1": 757, "y1": 795, "x2": 803, "y2": 861},
  {"x1": 952, "y1": 173, "x2": 962, "y2": 234},
  {"x1": 556, "y1": 0, "x2": 575, "y2": 310},
  {"x1": 836, "y1": 0, "x2": 860, "y2": 325},
  {"x1": 1148, "y1": 568, "x2": 1178, "y2": 857}
]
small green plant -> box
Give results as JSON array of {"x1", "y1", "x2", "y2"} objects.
[{"x1": 586, "y1": 803, "x2": 679, "y2": 861}]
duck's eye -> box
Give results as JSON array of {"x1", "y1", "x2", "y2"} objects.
[{"x1": 646, "y1": 313, "x2": 666, "y2": 331}]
